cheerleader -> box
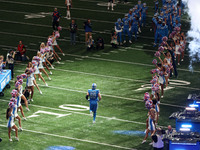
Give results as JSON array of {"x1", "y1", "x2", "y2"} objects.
[
  {"x1": 174, "y1": 40, "x2": 181, "y2": 65},
  {"x1": 52, "y1": 30, "x2": 65, "y2": 56},
  {"x1": 47, "y1": 36, "x2": 61, "y2": 64},
  {"x1": 7, "y1": 102, "x2": 19, "y2": 142},
  {"x1": 10, "y1": 98, "x2": 23, "y2": 132},
  {"x1": 65, "y1": 0, "x2": 72, "y2": 19},
  {"x1": 25, "y1": 62, "x2": 42, "y2": 101},
  {"x1": 180, "y1": 36, "x2": 185, "y2": 62},
  {"x1": 32, "y1": 60, "x2": 48, "y2": 86},
  {"x1": 40, "y1": 43, "x2": 54, "y2": 74},
  {"x1": 142, "y1": 108, "x2": 156, "y2": 144},
  {"x1": 37, "y1": 52, "x2": 51, "y2": 80}
]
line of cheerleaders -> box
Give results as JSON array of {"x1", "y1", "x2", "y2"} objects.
[{"x1": 6, "y1": 26, "x2": 64, "y2": 142}]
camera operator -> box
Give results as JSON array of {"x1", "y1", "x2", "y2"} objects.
[
  {"x1": 6, "y1": 50, "x2": 16, "y2": 79},
  {"x1": 151, "y1": 127, "x2": 164, "y2": 150}
]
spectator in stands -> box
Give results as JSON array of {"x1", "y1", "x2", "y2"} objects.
[
  {"x1": 165, "y1": 125, "x2": 175, "y2": 135},
  {"x1": 96, "y1": 37, "x2": 104, "y2": 50},
  {"x1": 16, "y1": 41, "x2": 28, "y2": 61},
  {"x1": 6, "y1": 50, "x2": 16, "y2": 79},
  {"x1": 87, "y1": 36, "x2": 94, "y2": 50},
  {"x1": 83, "y1": 19, "x2": 92, "y2": 44},
  {"x1": 111, "y1": 31, "x2": 118, "y2": 48},
  {"x1": 69, "y1": 19, "x2": 78, "y2": 45},
  {"x1": 52, "y1": 8, "x2": 61, "y2": 31}
]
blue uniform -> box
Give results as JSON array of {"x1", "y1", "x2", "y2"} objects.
[
  {"x1": 154, "y1": 22, "x2": 162, "y2": 44},
  {"x1": 88, "y1": 89, "x2": 100, "y2": 121},
  {"x1": 155, "y1": 1, "x2": 159, "y2": 12},
  {"x1": 148, "y1": 116, "x2": 155, "y2": 131},
  {"x1": 131, "y1": 17, "x2": 138, "y2": 40},
  {"x1": 141, "y1": 7, "x2": 148, "y2": 26},
  {"x1": 173, "y1": 22, "x2": 181, "y2": 28},
  {"x1": 115, "y1": 22, "x2": 123, "y2": 43},
  {"x1": 160, "y1": 25, "x2": 168, "y2": 42},
  {"x1": 122, "y1": 18, "x2": 131, "y2": 41}
]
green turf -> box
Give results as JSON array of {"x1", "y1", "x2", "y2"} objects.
[{"x1": 0, "y1": 0, "x2": 197, "y2": 150}]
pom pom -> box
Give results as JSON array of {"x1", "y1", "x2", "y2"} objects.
[
  {"x1": 144, "y1": 92, "x2": 150, "y2": 102},
  {"x1": 152, "y1": 59, "x2": 157, "y2": 65},
  {"x1": 158, "y1": 70, "x2": 164, "y2": 76},
  {"x1": 162, "y1": 36, "x2": 168, "y2": 42},
  {"x1": 11, "y1": 89, "x2": 18, "y2": 97},
  {"x1": 57, "y1": 26, "x2": 62, "y2": 31},
  {"x1": 158, "y1": 46, "x2": 164, "y2": 52},
  {"x1": 151, "y1": 69, "x2": 158, "y2": 74},
  {"x1": 172, "y1": 31, "x2": 176, "y2": 36},
  {"x1": 8, "y1": 102, "x2": 15, "y2": 108},
  {"x1": 154, "y1": 51, "x2": 161, "y2": 57},
  {"x1": 15, "y1": 81, "x2": 20, "y2": 88},
  {"x1": 10, "y1": 97, "x2": 17, "y2": 104},
  {"x1": 45, "y1": 47, "x2": 50, "y2": 53},
  {"x1": 145, "y1": 100, "x2": 153, "y2": 110},
  {"x1": 55, "y1": 31, "x2": 60, "y2": 38},
  {"x1": 21, "y1": 73, "x2": 27, "y2": 79},
  {"x1": 17, "y1": 75, "x2": 23, "y2": 80},
  {"x1": 169, "y1": 33, "x2": 173, "y2": 39},
  {"x1": 161, "y1": 41, "x2": 167, "y2": 46},
  {"x1": 40, "y1": 49, "x2": 45, "y2": 54},
  {"x1": 32, "y1": 60, "x2": 38, "y2": 66},
  {"x1": 152, "y1": 83, "x2": 160, "y2": 92},
  {"x1": 150, "y1": 78, "x2": 157, "y2": 85},
  {"x1": 18, "y1": 79, "x2": 23, "y2": 85},
  {"x1": 33, "y1": 56, "x2": 40, "y2": 62},
  {"x1": 178, "y1": 47, "x2": 183, "y2": 52}
]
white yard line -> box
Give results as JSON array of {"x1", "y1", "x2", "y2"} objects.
[{"x1": 0, "y1": 124, "x2": 135, "y2": 150}]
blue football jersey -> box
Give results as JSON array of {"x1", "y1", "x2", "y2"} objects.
[
  {"x1": 122, "y1": 18, "x2": 130, "y2": 29},
  {"x1": 115, "y1": 22, "x2": 123, "y2": 30},
  {"x1": 88, "y1": 89, "x2": 100, "y2": 102}
]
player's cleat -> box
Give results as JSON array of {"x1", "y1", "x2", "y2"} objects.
[
  {"x1": 129, "y1": 40, "x2": 132, "y2": 44},
  {"x1": 56, "y1": 61, "x2": 61, "y2": 64},
  {"x1": 149, "y1": 142, "x2": 153, "y2": 145},
  {"x1": 18, "y1": 127, "x2": 23, "y2": 131},
  {"x1": 26, "y1": 107, "x2": 30, "y2": 111},
  {"x1": 48, "y1": 77, "x2": 51, "y2": 80},
  {"x1": 30, "y1": 98, "x2": 34, "y2": 102},
  {"x1": 49, "y1": 71, "x2": 52, "y2": 75},
  {"x1": 181, "y1": 59, "x2": 184, "y2": 62},
  {"x1": 39, "y1": 78, "x2": 41, "y2": 81},
  {"x1": 15, "y1": 137, "x2": 19, "y2": 141},
  {"x1": 161, "y1": 95, "x2": 164, "y2": 98},
  {"x1": 9, "y1": 138, "x2": 12, "y2": 142},
  {"x1": 62, "y1": 53, "x2": 65, "y2": 56},
  {"x1": 138, "y1": 28, "x2": 141, "y2": 33},
  {"x1": 23, "y1": 117, "x2": 27, "y2": 121},
  {"x1": 123, "y1": 40, "x2": 126, "y2": 44},
  {"x1": 59, "y1": 57, "x2": 61, "y2": 60},
  {"x1": 93, "y1": 121, "x2": 96, "y2": 124},
  {"x1": 40, "y1": 91, "x2": 43, "y2": 95},
  {"x1": 112, "y1": 8, "x2": 114, "y2": 11},
  {"x1": 178, "y1": 63, "x2": 180, "y2": 65},
  {"x1": 142, "y1": 140, "x2": 146, "y2": 144},
  {"x1": 45, "y1": 83, "x2": 48, "y2": 87},
  {"x1": 51, "y1": 66, "x2": 55, "y2": 69}
]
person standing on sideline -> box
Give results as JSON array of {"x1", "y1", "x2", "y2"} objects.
[
  {"x1": 83, "y1": 19, "x2": 92, "y2": 44},
  {"x1": 6, "y1": 50, "x2": 15, "y2": 79},
  {"x1": 86, "y1": 83, "x2": 102, "y2": 123},
  {"x1": 65, "y1": 0, "x2": 72, "y2": 19},
  {"x1": 108, "y1": 0, "x2": 115, "y2": 11},
  {"x1": 52, "y1": 8, "x2": 61, "y2": 31},
  {"x1": 69, "y1": 19, "x2": 78, "y2": 45},
  {"x1": 16, "y1": 41, "x2": 28, "y2": 61}
]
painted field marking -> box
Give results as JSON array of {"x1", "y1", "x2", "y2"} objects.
[
  {"x1": 93, "y1": 54, "x2": 101, "y2": 57},
  {"x1": 102, "y1": 53, "x2": 110, "y2": 55},
  {"x1": 0, "y1": 124, "x2": 135, "y2": 150},
  {"x1": 27, "y1": 110, "x2": 72, "y2": 118},
  {"x1": 59, "y1": 104, "x2": 89, "y2": 111},
  {"x1": 65, "y1": 60, "x2": 74, "y2": 63},
  {"x1": 118, "y1": 49, "x2": 127, "y2": 52},
  {"x1": 110, "y1": 51, "x2": 118, "y2": 53},
  {"x1": 75, "y1": 58, "x2": 83, "y2": 61}
]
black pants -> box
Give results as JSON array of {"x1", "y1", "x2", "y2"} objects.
[
  {"x1": 52, "y1": 21, "x2": 59, "y2": 30},
  {"x1": 8, "y1": 64, "x2": 14, "y2": 79}
]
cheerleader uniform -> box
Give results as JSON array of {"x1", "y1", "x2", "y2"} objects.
[
  {"x1": 7, "y1": 112, "x2": 15, "y2": 128},
  {"x1": 175, "y1": 44, "x2": 181, "y2": 55},
  {"x1": 158, "y1": 70, "x2": 165, "y2": 85},
  {"x1": 34, "y1": 63, "x2": 40, "y2": 75},
  {"x1": 26, "y1": 71, "x2": 34, "y2": 87},
  {"x1": 38, "y1": 58, "x2": 44, "y2": 69},
  {"x1": 148, "y1": 116, "x2": 155, "y2": 131},
  {"x1": 12, "y1": 104, "x2": 18, "y2": 118}
]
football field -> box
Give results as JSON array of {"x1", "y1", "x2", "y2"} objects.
[{"x1": 0, "y1": 0, "x2": 199, "y2": 150}]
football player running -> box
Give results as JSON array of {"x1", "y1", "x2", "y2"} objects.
[{"x1": 86, "y1": 83, "x2": 102, "y2": 124}]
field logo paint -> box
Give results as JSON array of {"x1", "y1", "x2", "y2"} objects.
[
  {"x1": 135, "y1": 80, "x2": 191, "y2": 91},
  {"x1": 59, "y1": 104, "x2": 89, "y2": 111},
  {"x1": 25, "y1": 12, "x2": 52, "y2": 19},
  {"x1": 97, "y1": 3, "x2": 116, "y2": 7},
  {"x1": 47, "y1": 146, "x2": 75, "y2": 150},
  {"x1": 27, "y1": 110, "x2": 72, "y2": 118}
]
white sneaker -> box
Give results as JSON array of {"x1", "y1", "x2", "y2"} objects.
[
  {"x1": 49, "y1": 71, "x2": 52, "y2": 75},
  {"x1": 31, "y1": 99, "x2": 34, "y2": 101},
  {"x1": 26, "y1": 107, "x2": 30, "y2": 111},
  {"x1": 51, "y1": 66, "x2": 55, "y2": 69},
  {"x1": 59, "y1": 57, "x2": 61, "y2": 60},
  {"x1": 40, "y1": 91, "x2": 43, "y2": 95},
  {"x1": 138, "y1": 28, "x2": 141, "y2": 33},
  {"x1": 18, "y1": 127, "x2": 23, "y2": 131},
  {"x1": 23, "y1": 117, "x2": 27, "y2": 121},
  {"x1": 45, "y1": 83, "x2": 48, "y2": 87},
  {"x1": 112, "y1": 8, "x2": 114, "y2": 11},
  {"x1": 9, "y1": 138, "x2": 12, "y2": 142},
  {"x1": 129, "y1": 40, "x2": 132, "y2": 43},
  {"x1": 57, "y1": 61, "x2": 60, "y2": 64},
  {"x1": 142, "y1": 140, "x2": 146, "y2": 144},
  {"x1": 48, "y1": 77, "x2": 51, "y2": 81},
  {"x1": 149, "y1": 142, "x2": 153, "y2": 145},
  {"x1": 90, "y1": 111, "x2": 93, "y2": 117},
  {"x1": 40, "y1": 72, "x2": 42, "y2": 75},
  {"x1": 12, "y1": 129, "x2": 15, "y2": 132},
  {"x1": 178, "y1": 63, "x2": 180, "y2": 66},
  {"x1": 181, "y1": 59, "x2": 184, "y2": 62},
  {"x1": 107, "y1": 7, "x2": 109, "y2": 10},
  {"x1": 15, "y1": 137, "x2": 19, "y2": 141},
  {"x1": 93, "y1": 121, "x2": 96, "y2": 124},
  {"x1": 144, "y1": 129, "x2": 147, "y2": 133},
  {"x1": 123, "y1": 40, "x2": 126, "y2": 44},
  {"x1": 161, "y1": 95, "x2": 164, "y2": 98},
  {"x1": 62, "y1": 53, "x2": 65, "y2": 56},
  {"x1": 39, "y1": 78, "x2": 41, "y2": 81},
  {"x1": 18, "y1": 109, "x2": 21, "y2": 112}
]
